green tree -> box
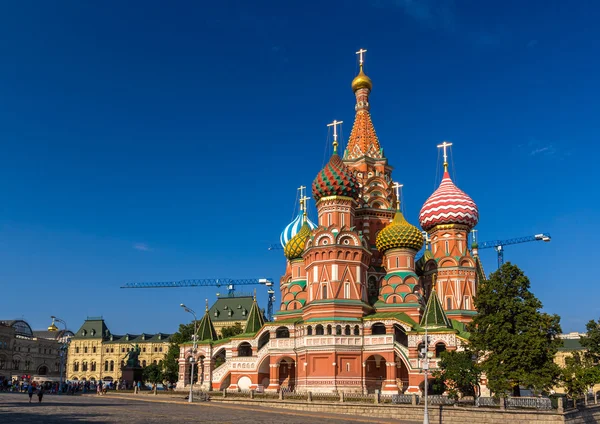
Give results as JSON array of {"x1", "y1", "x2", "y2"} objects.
[
  {"x1": 163, "y1": 322, "x2": 196, "y2": 384},
  {"x1": 433, "y1": 350, "x2": 480, "y2": 400},
  {"x1": 580, "y1": 318, "x2": 600, "y2": 362},
  {"x1": 560, "y1": 351, "x2": 600, "y2": 398},
  {"x1": 467, "y1": 262, "x2": 562, "y2": 396},
  {"x1": 221, "y1": 322, "x2": 244, "y2": 338},
  {"x1": 143, "y1": 362, "x2": 164, "y2": 394}
]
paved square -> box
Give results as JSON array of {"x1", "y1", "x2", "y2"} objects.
[{"x1": 0, "y1": 393, "x2": 418, "y2": 423}]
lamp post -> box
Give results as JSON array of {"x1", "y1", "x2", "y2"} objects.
[
  {"x1": 50, "y1": 316, "x2": 69, "y2": 395},
  {"x1": 180, "y1": 304, "x2": 198, "y2": 403}
]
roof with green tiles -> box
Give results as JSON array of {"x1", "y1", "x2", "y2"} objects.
[
  {"x1": 558, "y1": 338, "x2": 583, "y2": 351},
  {"x1": 105, "y1": 333, "x2": 172, "y2": 344},
  {"x1": 197, "y1": 308, "x2": 218, "y2": 342},
  {"x1": 420, "y1": 290, "x2": 452, "y2": 329},
  {"x1": 364, "y1": 311, "x2": 418, "y2": 327},
  {"x1": 72, "y1": 317, "x2": 111, "y2": 340},
  {"x1": 209, "y1": 296, "x2": 256, "y2": 323},
  {"x1": 244, "y1": 298, "x2": 265, "y2": 333}
]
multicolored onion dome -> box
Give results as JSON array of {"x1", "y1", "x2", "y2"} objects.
[
  {"x1": 419, "y1": 171, "x2": 479, "y2": 231},
  {"x1": 284, "y1": 221, "x2": 312, "y2": 260},
  {"x1": 312, "y1": 153, "x2": 360, "y2": 202},
  {"x1": 280, "y1": 212, "x2": 317, "y2": 248},
  {"x1": 351, "y1": 65, "x2": 373, "y2": 92},
  {"x1": 376, "y1": 211, "x2": 424, "y2": 252}
]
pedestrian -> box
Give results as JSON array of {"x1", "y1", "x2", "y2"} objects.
[
  {"x1": 137, "y1": 380, "x2": 141, "y2": 394},
  {"x1": 37, "y1": 386, "x2": 44, "y2": 403},
  {"x1": 27, "y1": 384, "x2": 34, "y2": 403}
]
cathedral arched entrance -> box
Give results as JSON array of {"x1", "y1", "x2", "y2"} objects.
[
  {"x1": 364, "y1": 354, "x2": 386, "y2": 394},
  {"x1": 277, "y1": 357, "x2": 296, "y2": 391},
  {"x1": 257, "y1": 355, "x2": 270, "y2": 390}
]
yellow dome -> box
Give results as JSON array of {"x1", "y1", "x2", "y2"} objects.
[
  {"x1": 376, "y1": 210, "x2": 424, "y2": 252},
  {"x1": 284, "y1": 221, "x2": 311, "y2": 260},
  {"x1": 351, "y1": 65, "x2": 373, "y2": 92},
  {"x1": 48, "y1": 322, "x2": 58, "y2": 332}
]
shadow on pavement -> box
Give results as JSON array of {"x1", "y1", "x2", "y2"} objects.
[{"x1": 0, "y1": 409, "x2": 110, "y2": 424}]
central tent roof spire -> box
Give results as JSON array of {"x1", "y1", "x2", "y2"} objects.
[{"x1": 345, "y1": 49, "x2": 382, "y2": 161}]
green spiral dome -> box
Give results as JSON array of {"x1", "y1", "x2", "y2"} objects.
[
  {"x1": 376, "y1": 210, "x2": 424, "y2": 252},
  {"x1": 284, "y1": 221, "x2": 312, "y2": 260}
]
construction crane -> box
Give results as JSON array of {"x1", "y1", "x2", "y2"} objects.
[
  {"x1": 268, "y1": 244, "x2": 283, "y2": 251},
  {"x1": 475, "y1": 233, "x2": 551, "y2": 269},
  {"x1": 121, "y1": 278, "x2": 276, "y2": 321}
]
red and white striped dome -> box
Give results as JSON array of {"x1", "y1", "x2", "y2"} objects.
[{"x1": 419, "y1": 171, "x2": 479, "y2": 231}]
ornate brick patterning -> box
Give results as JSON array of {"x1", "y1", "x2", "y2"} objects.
[
  {"x1": 345, "y1": 109, "x2": 382, "y2": 160},
  {"x1": 419, "y1": 171, "x2": 479, "y2": 231}
]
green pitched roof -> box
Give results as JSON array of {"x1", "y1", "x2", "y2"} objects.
[
  {"x1": 244, "y1": 298, "x2": 265, "y2": 333},
  {"x1": 197, "y1": 309, "x2": 218, "y2": 342},
  {"x1": 209, "y1": 296, "x2": 255, "y2": 322},
  {"x1": 72, "y1": 317, "x2": 111, "y2": 340},
  {"x1": 420, "y1": 290, "x2": 452, "y2": 329},
  {"x1": 558, "y1": 338, "x2": 583, "y2": 351}
]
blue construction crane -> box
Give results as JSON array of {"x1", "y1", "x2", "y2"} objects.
[
  {"x1": 268, "y1": 244, "x2": 283, "y2": 251},
  {"x1": 475, "y1": 233, "x2": 551, "y2": 269},
  {"x1": 121, "y1": 278, "x2": 276, "y2": 321}
]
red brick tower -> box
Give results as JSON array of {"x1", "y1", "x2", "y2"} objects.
[
  {"x1": 342, "y1": 50, "x2": 396, "y2": 305},
  {"x1": 418, "y1": 142, "x2": 479, "y2": 323}
]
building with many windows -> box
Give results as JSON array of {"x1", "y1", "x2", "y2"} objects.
[
  {"x1": 66, "y1": 317, "x2": 171, "y2": 383},
  {"x1": 0, "y1": 319, "x2": 71, "y2": 384}
]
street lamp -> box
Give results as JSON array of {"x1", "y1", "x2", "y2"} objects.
[
  {"x1": 180, "y1": 304, "x2": 198, "y2": 403},
  {"x1": 50, "y1": 316, "x2": 69, "y2": 395}
]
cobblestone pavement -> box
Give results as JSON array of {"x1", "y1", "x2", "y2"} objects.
[{"x1": 0, "y1": 393, "x2": 418, "y2": 423}]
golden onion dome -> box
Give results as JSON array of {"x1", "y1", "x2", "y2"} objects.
[
  {"x1": 376, "y1": 210, "x2": 424, "y2": 253},
  {"x1": 48, "y1": 321, "x2": 58, "y2": 332},
  {"x1": 351, "y1": 65, "x2": 373, "y2": 92},
  {"x1": 284, "y1": 221, "x2": 312, "y2": 260}
]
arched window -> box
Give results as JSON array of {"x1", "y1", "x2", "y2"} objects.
[
  {"x1": 91, "y1": 362, "x2": 96, "y2": 372},
  {"x1": 104, "y1": 361, "x2": 108, "y2": 372},
  {"x1": 307, "y1": 326, "x2": 313, "y2": 336},
  {"x1": 142, "y1": 360, "x2": 147, "y2": 367},
  {"x1": 153, "y1": 360, "x2": 157, "y2": 365},
  {"x1": 322, "y1": 284, "x2": 328, "y2": 299},
  {"x1": 371, "y1": 323, "x2": 386, "y2": 335},
  {"x1": 435, "y1": 343, "x2": 446, "y2": 358},
  {"x1": 73, "y1": 362, "x2": 79, "y2": 372},
  {"x1": 110, "y1": 361, "x2": 114, "y2": 371},
  {"x1": 335, "y1": 325, "x2": 342, "y2": 336},
  {"x1": 394, "y1": 325, "x2": 408, "y2": 346},
  {"x1": 258, "y1": 331, "x2": 270, "y2": 350},
  {"x1": 327, "y1": 325, "x2": 332, "y2": 335},
  {"x1": 238, "y1": 342, "x2": 252, "y2": 357},
  {"x1": 353, "y1": 325, "x2": 360, "y2": 336},
  {"x1": 316, "y1": 325, "x2": 324, "y2": 335},
  {"x1": 275, "y1": 327, "x2": 290, "y2": 339},
  {"x1": 344, "y1": 325, "x2": 351, "y2": 336}
]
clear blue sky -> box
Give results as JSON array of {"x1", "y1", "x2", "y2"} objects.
[{"x1": 0, "y1": 1, "x2": 597, "y2": 334}]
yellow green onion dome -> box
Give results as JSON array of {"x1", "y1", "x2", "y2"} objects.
[
  {"x1": 312, "y1": 152, "x2": 360, "y2": 201},
  {"x1": 376, "y1": 210, "x2": 424, "y2": 252},
  {"x1": 284, "y1": 221, "x2": 312, "y2": 260}
]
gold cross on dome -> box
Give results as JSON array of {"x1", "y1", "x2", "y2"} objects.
[
  {"x1": 327, "y1": 119, "x2": 343, "y2": 153},
  {"x1": 437, "y1": 141, "x2": 453, "y2": 171},
  {"x1": 300, "y1": 195, "x2": 311, "y2": 220},
  {"x1": 356, "y1": 48, "x2": 367, "y2": 66},
  {"x1": 297, "y1": 185, "x2": 306, "y2": 210},
  {"x1": 392, "y1": 182, "x2": 403, "y2": 210}
]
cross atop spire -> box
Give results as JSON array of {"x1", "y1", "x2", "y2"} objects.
[
  {"x1": 392, "y1": 182, "x2": 403, "y2": 210},
  {"x1": 356, "y1": 48, "x2": 367, "y2": 66},
  {"x1": 327, "y1": 119, "x2": 343, "y2": 153},
  {"x1": 422, "y1": 231, "x2": 431, "y2": 250},
  {"x1": 300, "y1": 195, "x2": 311, "y2": 221},
  {"x1": 298, "y1": 185, "x2": 306, "y2": 211},
  {"x1": 437, "y1": 141, "x2": 453, "y2": 172},
  {"x1": 205, "y1": 298, "x2": 209, "y2": 313}
]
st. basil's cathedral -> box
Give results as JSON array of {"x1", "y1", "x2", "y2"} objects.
[{"x1": 177, "y1": 52, "x2": 483, "y2": 394}]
